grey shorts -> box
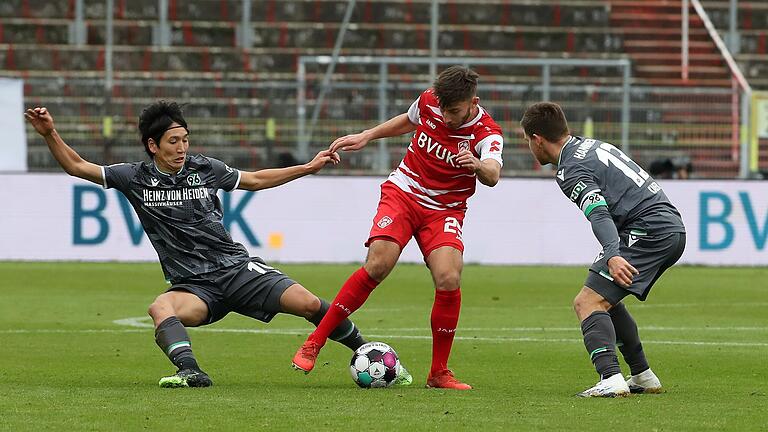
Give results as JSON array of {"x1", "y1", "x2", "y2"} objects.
[
  {"x1": 168, "y1": 257, "x2": 297, "y2": 325},
  {"x1": 585, "y1": 231, "x2": 686, "y2": 305}
]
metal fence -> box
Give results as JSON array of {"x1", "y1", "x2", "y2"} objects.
[
  {"x1": 297, "y1": 55, "x2": 632, "y2": 177},
  {"x1": 22, "y1": 73, "x2": 746, "y2": 179}
]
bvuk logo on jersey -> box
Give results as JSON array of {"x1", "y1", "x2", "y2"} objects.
[
  {"x1": 186, "y1": 172, "x2": 202, "y2": 186},
  {"x1": 458, "y1": 140, "x2": 470, "y2": 153}
]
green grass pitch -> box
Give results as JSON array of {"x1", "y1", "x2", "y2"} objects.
[{"x1": 1, "y1": 262, "x2": 766, "y2": 431}]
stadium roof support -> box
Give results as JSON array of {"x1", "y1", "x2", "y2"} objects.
[{"x1": 305, "y1": 0, "x2": 357, "y2": 148}]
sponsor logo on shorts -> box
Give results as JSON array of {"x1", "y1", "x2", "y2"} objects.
[
  {"x1": 594, "y1": 250, "x2": 605, "y2": 263},
  {"x1": 377, "y1": 215, "x2": 393, "y2": 229}
]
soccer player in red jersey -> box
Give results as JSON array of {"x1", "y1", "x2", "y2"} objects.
[{"x1": 292, "y1": 66, "x2": 504, "y2": 389}]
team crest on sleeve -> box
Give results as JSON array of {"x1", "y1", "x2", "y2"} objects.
[
  {"x1": 224, "y1": 164, "x2": 233, "y2": 173},
  {"x1": 489, "y1": 141, "x2": 501, "y2": 153},
  {"x1": 458, "y1": 140, "x2": 470, "y2": 152},
  {"x1": 377, "y1": 216, "x2": 393, "y2": 229}
]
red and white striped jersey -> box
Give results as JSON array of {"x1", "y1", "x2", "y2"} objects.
[{"x1": 387, "y1": 89, "x2": 504, "y2": 211}]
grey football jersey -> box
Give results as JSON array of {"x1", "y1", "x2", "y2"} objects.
[
  {"x1": 102, "y1": 154, "x2": 250, "y2": 283},
  {"x1": 556, "y1": 136, "x2": 685, "y2": 235}
]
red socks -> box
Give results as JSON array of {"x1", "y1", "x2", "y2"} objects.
[
  {"x1": 430, "y1": 288, "x2": 461, "y2": 374},
  {"x1": 308, "y1": 267, "x2": 379, "y2": 345},
  {"x1": 309, "y1": 270, "x2": 462, "y2": 376}
]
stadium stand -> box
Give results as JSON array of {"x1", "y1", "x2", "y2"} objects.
[{"x1": 1, "y1": 0, "x2": 766, "y2": 177}]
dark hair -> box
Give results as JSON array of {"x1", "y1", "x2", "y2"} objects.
[
  {"x1": 520, "y1": 102, "x2": 570, "y2": 142},
  {"x1": 138, "y1": 100, "x2": 188, "y2": 157},
  {"x1": 433, "y1": 66, "x2": 478, "y2": 108}
]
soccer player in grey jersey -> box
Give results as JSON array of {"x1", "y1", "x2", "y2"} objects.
[
  {"x1": 25, "y1": 101, "x2": 412, "y2": 388},
  {"x1": 521, "y1": 102, "x2": 686, "y2": 398}
]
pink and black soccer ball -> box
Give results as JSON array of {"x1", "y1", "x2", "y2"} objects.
[{"x1": 349, "y1": 342, "x2": 401, "y2": 388}]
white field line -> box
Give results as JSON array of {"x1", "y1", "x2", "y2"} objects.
[
  {"x1": 365, "y1": 302, "x2": 768, "y2": 312},
  {"x1": 1, "y1": 316, "x2": 766, "y2": 348},
  {"x1": 112, "y1": 317, "x2": 768, "y2": 333}
]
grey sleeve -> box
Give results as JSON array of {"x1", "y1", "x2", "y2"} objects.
[
  {"x1": 207, "y1": 157, "x2": 241, "y2": 192},
  {"x1": 557, "y1": 164, "x2": 609, "y2": 218},
  {"x1": 586, "y1": 205, "x2": 621, "y2": 260},
  {"x1": 103, "y1": 162, "x2": 140, "y2": 191}
]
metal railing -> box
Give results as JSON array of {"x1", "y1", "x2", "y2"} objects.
[{"x1": 297, "y1": 55, "x2": 632, "y2": 170}]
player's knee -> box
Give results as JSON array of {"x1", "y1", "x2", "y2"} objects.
[
  {"x1": 147, "y1": 294, "x2": 172, "y2": 319},
  {"x1": 303, "y1": 294, "x2": 322, "y2": 318},
  {"x1": 363, "y1": 259, "x2": 394, "y2": 281},
  {"x1": 433, "y1": 270, "x2": 461, "y2": 291},
  {"x1": 573, "y1": 290, "x2": 605, "y2": 318},
  {"x1": 572, "y1": 293, "x2": 588, "y2": 316},
  {"x1": 282, "y1": 285, "x2": 321, "y2": 319}
]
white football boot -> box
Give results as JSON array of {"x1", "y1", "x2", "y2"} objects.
[
  {"x1": 626, "y1": 368, "x2": 663, "y2": 394},
  {"x1": 576, "y1": 373, "x2": 630, "y2": 398}
]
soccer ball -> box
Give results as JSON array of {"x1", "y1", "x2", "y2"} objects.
[{"x1": 349, "y1": 342, "x2": 401, "y2": 388}]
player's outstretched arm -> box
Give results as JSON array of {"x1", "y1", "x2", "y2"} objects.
[
  {"x1": 237, "y1": 149, "x2": 340, "y2": 191},
  {"x1": 329, "y1": 113, "x2": 416, "y2": 153},
  {"x1": 24, "y1": 107, "x2": 103, "y2": 185}
]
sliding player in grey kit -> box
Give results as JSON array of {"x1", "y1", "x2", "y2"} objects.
[
  {"x1": 521, "y1": 102, "x2": 686, "y2": 397},
  {"x1": 25, "y1": 101, "x2": 412, "y2": 388}
]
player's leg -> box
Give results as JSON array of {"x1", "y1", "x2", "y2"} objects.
[
  {"x1": 310, "y1": 238, "x2": 402, "y2": 344},
  {"x1": 148, "y1": 290, "x2": 213, "y2": 388},
  {"x1": 617, "y1": 232, "x2": 686, "y2": 393},
  {"x1": 414, "y1": 210, "x2": 470, "y2": 390},
  {"x1": 573, "y1": 285, "x2": 624, "y2": 378},
  {"x1": 293, "y1": 183, "x2": 414, "y2": 373},
  {"x1": 423, "y1": 246, "x2": 471, "y2": 390},
  {"x1": 282, "y1": 281, "x2": 413, "y2": 385},
  {"x1": 573, "y1": 284, "x2": 631, "y2": 397},
  {"x1": 609, "y1": 302, "x2": 649, "y2": 373},
  {"x1": 610, "y1": 302, "x2": 662, "y2": 393},
  {"x1": 293, "y1": 239, "x2": 402, "y2": 373},
  {"x1": 279, "y1": 283, "x2": 367, "y2": 350}
]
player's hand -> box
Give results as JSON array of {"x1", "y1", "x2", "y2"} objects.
[
  {"x1": 24, "y1": 107, "x2": 55, "y2": 137},
  {"x1": 329, "y1": 132, "x2": 370, "y2": 153},
  {"x1": 305, "y1": 149, "x2": 340, "y2": 173},
  {"x1": 456, "y1": 150, "x2": 481, "y2": 172},
  {"x1": 607, "y1": 256, "x2": 638, "y2": 288}
]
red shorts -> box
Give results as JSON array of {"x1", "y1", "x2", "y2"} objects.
[{"x1": 366, "y1": 182, "x2": 466, "y2": 258}]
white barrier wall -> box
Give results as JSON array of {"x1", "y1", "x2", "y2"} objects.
[
  {"x1": 0, "y1": 79, "x2": 27, "y2": 171},
  {"x1": 1, "y1": 174, "x2": 766, "y2": 265}
]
